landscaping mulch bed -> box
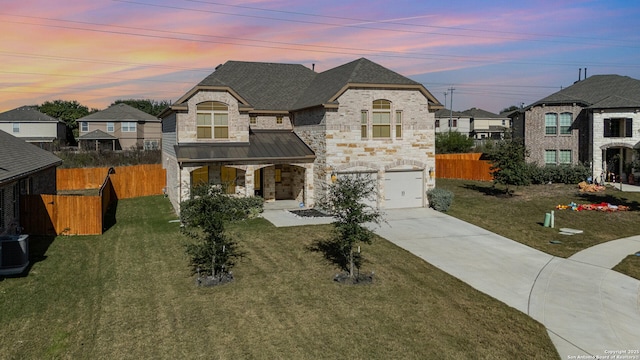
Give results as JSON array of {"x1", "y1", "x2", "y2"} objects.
[{"x1": 289, "y1": 209, "x2": 332, "y2": 218}]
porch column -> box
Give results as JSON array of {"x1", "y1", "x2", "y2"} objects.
[
  {"x1": 245, "y1": 165, "x2": 255, "y2": 197},
  {"x1": 304, "y1": 163, "x2": 315, "y2": 207}
]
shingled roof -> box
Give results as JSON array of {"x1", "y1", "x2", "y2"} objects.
[
  {"x1": 0, "y1": 130, "x2": 62, "y2": 184},
  {"x1": 460, "y1": 108, "x2": 503, "y2": 118},
  {"x1": 174, "y1": 130, "x2": 315, "y2": 165},
  {"x1": 531, "y1": 75, "x2": 640, "y2": 109},
  {"x1": 0, "y1": 106, "x2": 62, "y2": 123},
  {"x1": 173, "y1": 58, "x2": 440, "y2": 112},
  {"x1": 78, "y1": 103, "x2": 158, "y2": 122}
]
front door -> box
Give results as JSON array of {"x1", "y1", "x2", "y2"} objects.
[{"x1": 254, "y1": 168, "x2": 263, "y2": 196}]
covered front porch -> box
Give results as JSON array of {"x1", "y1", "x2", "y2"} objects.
[
  {"x1": 174, "y1": 129, "x2": 316, "y2": 206},
  {"x1": 597, "y1": 143, "x2": 640, "y2": 184}
]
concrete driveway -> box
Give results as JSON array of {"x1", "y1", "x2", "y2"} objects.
[{"x1": 370, "y1": 208, "x2": 640, "y2": 359}]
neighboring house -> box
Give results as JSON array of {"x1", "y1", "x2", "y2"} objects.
[
  {"x1": 0, "y1": 106, "x2": 66, "y2": 150},
  {"x1": 461, "y1": 107, "x2": 511, "y2": 140},
  {"x1": 513, "y1": 74, "x2": 640, "y2": 181},
  {"x1": 77, "y1": 103, "x2": 161, "y2": 151},
  {"x1": 0, "y1": 130, "x2": 62, "y2": 236},
  {"x1": 160, "y1": 58, "x2": 442, "y2": 213},
  {"x1": 434, "y1": 108, "x2": 471, "y2": 135}
]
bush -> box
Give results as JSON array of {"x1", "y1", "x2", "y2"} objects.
[
  {"x1": 527, "y1": 163, "x2": 590, "y2": 184},
  {"x1": 55, "y1": 149, "x2": 161, "y2": 168},
  {"x1": 427, "y1": 188, "x2": 454, "y2": 212}
]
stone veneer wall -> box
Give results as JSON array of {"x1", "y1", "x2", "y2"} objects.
[
  {"x1": 524, "y1": 104, "x2": 582, "y2": 166},
  {"x1": 178, "y1": 90, "x2": 249, "y2": 143},
  {"x1": 591, "y1": 110, "x2": 640, "y2": 179},
  {"x1": 294, "y1": 88, "x2": 436, "y2": 208}
]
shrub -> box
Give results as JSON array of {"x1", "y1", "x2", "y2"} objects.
[
  {"x1": 427, "y1": 188, "x2": 454, "y2": 212},
  {"x1": 527, "y1": 163, "x2": 590, "y2": 184}
]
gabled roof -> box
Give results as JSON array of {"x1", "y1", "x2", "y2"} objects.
[
  {"x1": 78, "y1": 129, "x2": 118, "y2": 141},
  {"x1": 0, "y1": 106, "x2": 62, "y2": 123},
  {"x1": 0, "y1": 130, "x2": 62, "y2": 184},
  {"x1": 168, "y1": 58, "x2": 442, "y2": 114},
  {"x1": 434, "y1": 108, "x2": 467, "y2": 118},
  {"x1": 460, "y1": 108, "x2": 504, "y2": 119},
  {"x1": 174, "y1": 130, "x2": 315, "y2": 164},
  {"x1": 531, "y1": 75, "x2": 640, "y2": 109},
  {"x1": 78, "y1": 103, "x2": 159, "y2": 122}
]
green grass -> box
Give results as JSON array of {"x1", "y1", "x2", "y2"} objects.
[
  {"x1": 613, "y1": 254, "x2": 640, "y2": 281},
  {"x1": 0, "y1": 196, "x2": 559, "y2": 359},
  {"x1": 436, "y1": 179, "x2": 640, "y2": 278}
]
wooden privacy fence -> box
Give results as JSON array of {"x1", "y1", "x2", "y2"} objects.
[
  {"x1": 436, "y1": 153, "x2": 494, "y2": 181},
  {"x1": 22, "y1": 164, "x2": 165, "y2": 236}
]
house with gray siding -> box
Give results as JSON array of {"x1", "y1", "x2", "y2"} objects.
[
  {"x1": 513, "y1": 75, "x2": 640, "y2": 183},
  {"x1": 434, "y1": 108, "x2": 471, "y2": 136},
  {"x1": 160, "y1": 58, "x2": 442, "y2": 213},
  {"x1": 0, "y1": 130, "x2": 62, "y2": 236}
]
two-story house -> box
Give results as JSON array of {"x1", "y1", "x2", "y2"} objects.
[
  {"x1": 434, "y1": 108, "x2": 471, "y2": 135},
  {"x1": 77, "y1": 103, "x2": 161, "y2": 151},
  {"x1": 160, "y1": 58, "x2": 442, "y2": 213},
  {"x1": 0, "y1": 106, "x2": 67, "y2": 150},
  {"x1": 513, "y1": 75, "x2": 640, "y2": 182},
  {"x1": 461, "y1": 108, "x2": 511, "y2": 140}
]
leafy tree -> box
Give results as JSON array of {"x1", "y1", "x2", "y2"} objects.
[
  {"x1": 38, "y1": 100, "x2": 96, "y2": 144},
  {"x1": 435, "y1": 131, "x2": 475, "y2": 154},
  {"x1": 112, "y1": 99, "x2": 171, "y2": 116},
  {"x1": 500, "y1": 105, "x2": 520, "y2": 113},
  {"x1": 180, "y1": 185, "x2": 263, "y2": 283},
  {"x1": 487, "y1": 140, "x2": 530, "y2": 194},
  {"x1": 319, "y1": 175, "x2": 383, "y2": 279}
]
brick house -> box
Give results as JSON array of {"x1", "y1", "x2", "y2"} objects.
[
  {"x1": 512, "y1": 75, "x2": 640, "y2": 182},
  {"x1": 0, "y1": 130, "x2": 62, "y2": 236},
  {"x1": 160, "y1": 58, "x2": 442, "y2": 213},
  {"x1": 77, "y1": 103, "x2": 161, "y2": 151}
]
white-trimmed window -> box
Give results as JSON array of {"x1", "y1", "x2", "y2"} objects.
[
  {"x1": 361, "y1": 110, "x2": 368, "y2": 139},
  {"x1": 559, "y1": 150, "x2": 571, "y2": 164},
  {"x1": 197, "y1": 101, "x2": 228, "y2": 139},
  {"x1": 12, "y1": 123, "x2": 19, "y2": 133},
  {"x1": 395, "y1": 110, "x2": 402, "y2": 138},
  {"x1": 106, "y1": 122, "x2": 114, "y2": 132},
  {"x1": 559, "y1": 113, "x2": 572, "y2": 135},
  {"x1": 122, "y1": 122, "x2": 136, "y2": 132},
  {"x1": 435, "y1": 119, "x2": 440, "y2": 128},
  {"x1": 81, "y1": 121, "x2": 88, "y2": 132},
  {"x1": 545, "y1": 113, "x2": 557, "y2": 135},
  {"x1": 372, "y1": 99, "x2": 391, "y2": 138},
  {"x1": 545, "y1": 150, "x2": 557, "y2": 165}
]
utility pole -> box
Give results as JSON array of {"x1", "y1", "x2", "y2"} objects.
[{"x1": 448, "y1": 87, "x2": 455, "y2": 128}]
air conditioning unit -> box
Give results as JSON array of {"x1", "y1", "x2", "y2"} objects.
[{"x1": 0, "y1": 234, "x2": 29, "y2": 276}]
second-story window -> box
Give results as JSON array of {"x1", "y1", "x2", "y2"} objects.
[
  {"x1": 435, "y1": 119, "x2": 440, "y2": 128},
  {"x1": 197, "y1": 101, "x2": 228, "y2": 139},
  {"x1": 545, "y1": 113, "x2": 557, "y2": 135},
  {"x1": 372, "y1": 99, "x2": 391, "y2": 138},
  {"x1": 395, "y1": 110, "x2": 402, "y2": 138},
  {"x1": 250, "y1": 116, "x2": 257, "y2": 125},
  {"x1": 604, "y1": 118, "x2": 632, "y2": 138},
  {"x1": 122, "y1": 122, "x2": 136, "y2": 132},
  {"x1": 361, "y1": 110, "x2": 368, "y2": 139},
  {"x1": 559, "y1": 113, "x2": 572, "y2": 135},
  {"x1": 106, "y1": 122, "x2": 114, "y2": 132},
  {"x1": 12, "y1": 123, "x2": 19, "y2": 133},
  {"x1": 81, "y1": 121, "x2": 88, "y2": 132}
]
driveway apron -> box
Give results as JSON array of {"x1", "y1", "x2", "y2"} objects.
[{"x1": 372, "y1": 208, "x2": 640, "y2": 359}]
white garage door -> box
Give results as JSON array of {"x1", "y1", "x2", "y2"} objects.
[{"x1": 384, "y1": 171, "x2": 424, "y2": 209}]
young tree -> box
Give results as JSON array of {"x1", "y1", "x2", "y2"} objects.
[
  {"x1": 319, "y1": 175, "x2": 383, "y2": 279},
  {"x1": 435, "y1": 131, "x2": 475, "y2": 154},
  {"x1": 180, "y1": 185, "x2": 262, "y2": 283},
  {"x1": 487, "y1": 140, "x2": 530, "y2": 194},
  {"x1": 38, "y1": 100, "x2": 96, "y2": 145}
]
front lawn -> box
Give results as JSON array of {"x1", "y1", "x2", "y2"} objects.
[
  {"x1": 436, "y1": 179, "x2": 640, "y2": 278},
  {"x1": 0, "y1": 196, "x2": 558, "y2": 359}
]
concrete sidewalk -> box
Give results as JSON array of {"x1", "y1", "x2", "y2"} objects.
[{"x1": 262, "y1": 205, "x2": 640, "y2": 359}]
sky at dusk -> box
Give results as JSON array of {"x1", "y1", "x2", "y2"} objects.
[{"x1": 1, "y1": 0, "x2": 639, "y2": 114}]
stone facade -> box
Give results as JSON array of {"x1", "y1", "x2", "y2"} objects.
[{"x1": 592, "y1": 110, "x2": 640, "y2": 181}]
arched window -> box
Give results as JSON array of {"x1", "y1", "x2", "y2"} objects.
[
  {"x1": 372, "y1": 99, "x2": 391, "y2": 138},
  {"x1": 196, "y1": 101, "x2": 228, "y2": 139}
]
